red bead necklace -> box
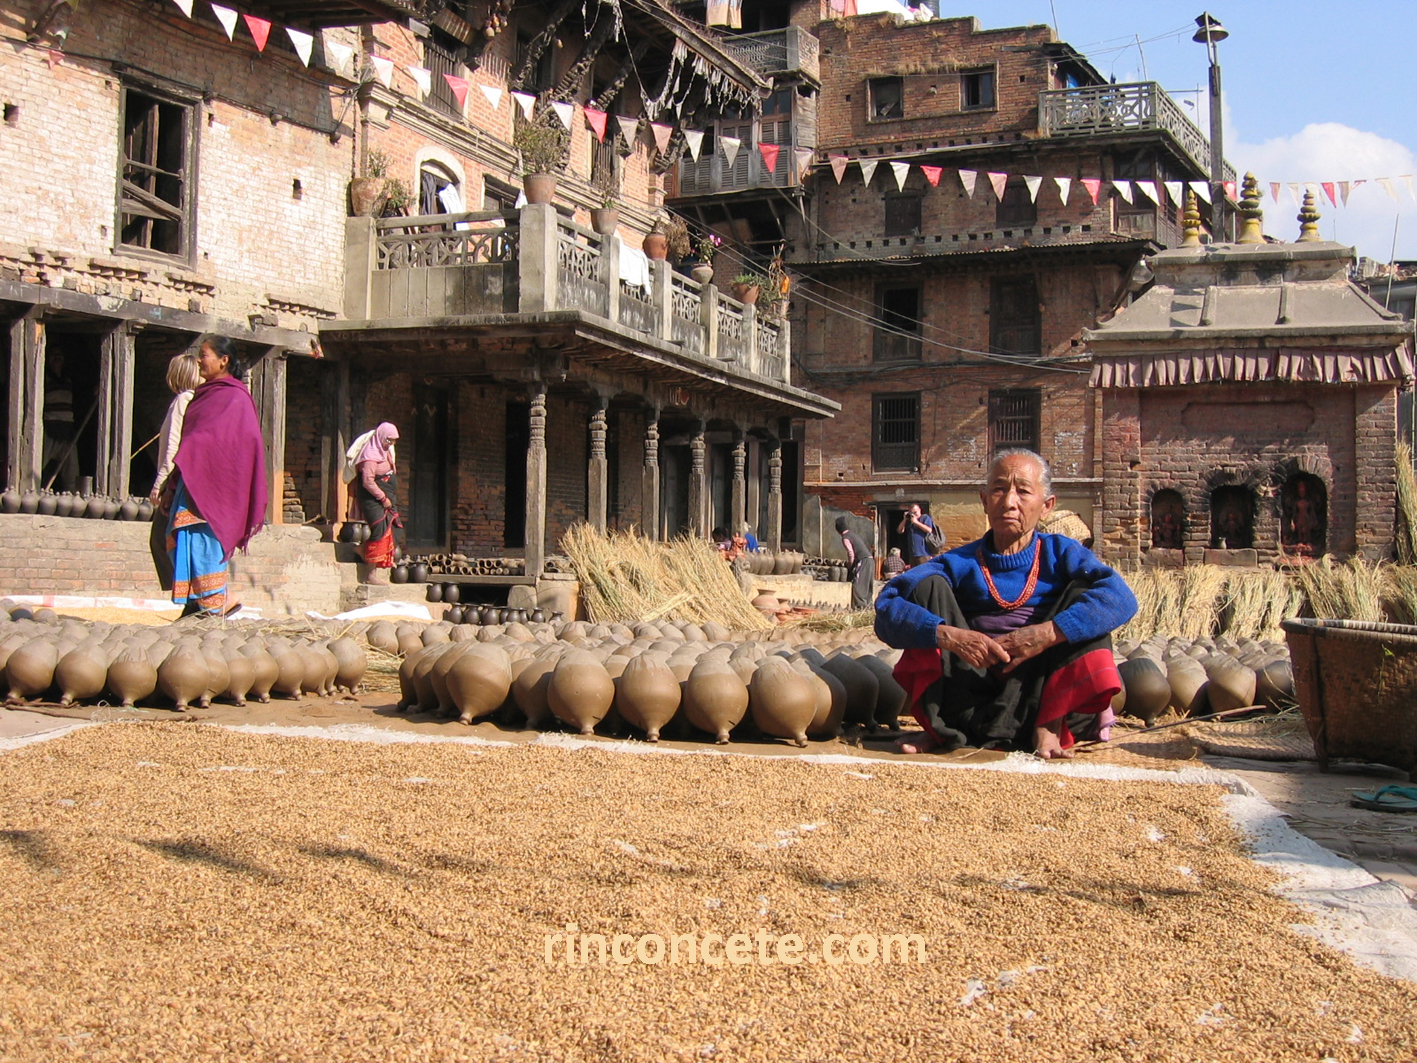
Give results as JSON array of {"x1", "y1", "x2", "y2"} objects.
[{"x1": 976, "y1": 541, "x2": 1041, "y2": 610}]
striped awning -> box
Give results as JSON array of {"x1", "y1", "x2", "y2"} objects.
[{"x1": 1089, "y1": 346, "x2": 1415, "y2": 388}]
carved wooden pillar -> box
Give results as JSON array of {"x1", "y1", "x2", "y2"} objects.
[
  {"x1": 766, "y1": 438, "x2": 783, "y2": 551},
  {"x1": 587, "y1": 397, "x2": 608, "y2": 532},
  {"x1": 8, "y1": 313, "x2": 44, "y2": 492},
  {"x1": 96, "y1": 323, "x2": 138, "y2": 498},
  {"x1": 688, "y1": 423, "x2": 707, "y2": 536},
  {"x1": 730, "y1": 430, "x2": 747, "y2": 535},
  {"x1": 249, "y1": 349, "x2": 287, "y2": 525},
  {"x1": 642, "y1": 410, "x2": 661, "y2": 540},
  {"x1": 525, "y1": 386, "x2": 548, "y2": 578}
]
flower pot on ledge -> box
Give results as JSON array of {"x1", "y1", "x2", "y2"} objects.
[
  {"x1": 590, "y1": 207, "x2": 620, "y2": 235},
  {"x1": 522, "y1": 173, "x2": 558, "y2": 205},
  {"x1": 689, "y1": 262, "x2": 714, "y2": 284},
  {"x1": 349, "y1": 176, "x2": 385, "y2": 217},
  {"x1": 731, "y1": 283, "x2": 760, "y2": 305},
  {"x1": 643, "y1": 231, "x2": 669, "y2": 260}
]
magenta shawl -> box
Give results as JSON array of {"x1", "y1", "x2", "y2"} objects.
[{"x1": 174, "y1": 375, "x2": 268, "y2": 560}]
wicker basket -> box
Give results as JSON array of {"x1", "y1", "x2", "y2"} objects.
[{"x1": 1281, "y1": 618, "x2": 1417, "y2": 776}]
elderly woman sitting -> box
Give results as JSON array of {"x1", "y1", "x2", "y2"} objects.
[{"x1": 874, "y1": 449, "x2": 1135, "y2": 760}]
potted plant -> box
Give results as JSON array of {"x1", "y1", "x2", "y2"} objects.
[
  {"x1": 662, "y1": 213, "x2": 692, "y2": 262},
  {"x1": 687, "y1": 231, "x2": 720, "y2": 284},
  {"x1": 382, "y1": 176, "x2": 413, "y2": 216},
  {"x1": 643, "y1": 217, "x2": 669, "y2": 260},
  {"x1": 590, "y1": 191, "x2": 620, "y2": 236},
  {"x1": 350, "y1": 149, "x2": 390, "y2": 217},
  {"x1": 731, "y1": 270, "x2": 766, "y2": 305},
  {"x1": 514, "y1": 118, "x2": 568, "y2": 204}
]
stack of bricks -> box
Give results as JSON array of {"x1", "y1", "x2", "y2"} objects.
[{"x1": 282, "y1": 472, "x2": 305, "y2": 526}]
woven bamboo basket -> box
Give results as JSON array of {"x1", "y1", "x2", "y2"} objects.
[{"x1": 1281, "y1": 618, "x2": 1417, "y2": 776}]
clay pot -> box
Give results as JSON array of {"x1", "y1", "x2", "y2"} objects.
[
  {"x1": 426, "y1": 583, "x2": 444, "y2": 603},
  {"x1": 224, "y1": 654, "x2": 255, "y2": 706},
  {"x1": 20, "y1": 490, "x2": 39, "y2": 514},
  {"x1": 102, "y1": 498, "x2": 120, "y2": 520},
  {"x1": 54, "y1": 494, "x2": 73, "y2": 518},
  {"x1": 689, "y1": 262, "x2": 714, "y2": 284},
  {"x1": 683, "y1": 658, "x2": 749, "y2": 744},
  {"x1": 748, "y1": 656, "x2": 815, "y2": 747},
  {"x1": 421, "y1": 623, "x2": 452, "y2": 647},
  {"x1": 338, "y1": 522, "x2": 359, "y2": 544},
  {"x1": 408, "y1": 563, "x2": 428, "y2": 583},
  {"x1": 243, "y1": 648, "x2": 279, "y2": 703},
  {"x1": 366, "y1": 621, "x2": 400, "y2": 655},
  {"x1": 547, "y1": 651, "x2": 614, "y2": 735},
  {"x1": 799, "y1": 660, "x2": 846, "y2": 738},
  {"x1": 522, "y1": 173, "x2": 558, "y2": 205},
  {"x1": 328, "y1": 637, "x2": 367, "y2": 694},
  {"x1": 57, "y1": 645, "x2": 109, "y2": 706},
  {"x1": 485, "y1": 607, "x2": 505, "y2": 626},
  {"x1": 1204, "y1": 655, "x2": 1257, "y2": 714},
  {"x1": 106, "y1": 649, "x2": 157, "y2": 708},
  {"x1": 118, "y1": 498, "x2": 139, "y2": 522},
  {"x1": 428, "y1": 643, "x2": 471, "y2": 715},
  {"x1": 615, "y1": 654, "x2": 681, "y2": 742},
  {"x1": 200, "y1": 649, "x2": 230, "y2": 707},
  {"x1": 409, "y1": 644, "x2": 452, "y2": 714},
  {"x1": 590, "y1": 207, "x2": 620, "y2": 236},
  {"x1": 272, "y1": 649, "x2": 306, "y2": 700},
  {"x1": 821, "y1": 653, "x2": 880, "y2": 728},
  {"x1": 137, "y1": 499, "x2": 154, "y2": 522},
  {"x1": 511, "y1": 649, "x2": 562, "y2": 727},
  {"x1": 529, "y1": 609, "x2": 547, "y2": 624},
  {"x1": 442, "y1": 583, "x2": 461, "y2": 605},
  {"x1": 298, "y1": 647, "x2": 327, "y2": 696},
  {"x1": 6, "y1": 640, "x2": 58, "y2": 701},
  {"x1": 643, "y1": 231, "x2": 669, "y2": 260},
  {"x1": 1, "y1": 488, "x2": 19, "y2": 514},
  {"x1": 1254, "y1": 658, "x2": 1294, "y2": 710},
  {"x1": 157, "y1": 647, "x2": 210, "y2": 710},
  {"x1": 390, "y1": 565, "x2": 409, "y2": 584},
  {"x1": 1117, "y1": 657, "x2": 1171, "y2": 726},
  {"x1": 448, "y1": 644, "x2": 513, "y2": 724},
  {"x1": 86, "y1": 497, "x2": 106, "y2": 519},
  {"x1": 1166, "y1": 656, "x2": 1209, "y2": 718}
]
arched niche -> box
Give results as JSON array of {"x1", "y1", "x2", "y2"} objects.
[
  {"x1": 1280, "y1": 472, "x2": 1327, "y2": 557},
  {"x1": 1150, "y1": 488, "x2": 1186, "y2": 550},
  {"x1": 1210, "y1": 484, "x2": 1255, "y2": 549}
]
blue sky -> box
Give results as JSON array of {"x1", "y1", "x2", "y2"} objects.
[{"x1": 950, "y1": 1, "x2": 1416, "y2": 261}]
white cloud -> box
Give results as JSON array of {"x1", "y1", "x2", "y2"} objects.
[{"x1": 1231, "y1": 122, "x2": 1415, "y2": 260}]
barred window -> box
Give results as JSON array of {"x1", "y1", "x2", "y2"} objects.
[
  {"x1": 988, "y1": 389, "x2": 1040, "y2": 455},
  {"x1": 873, "y1": 394, "x2": 920, "y2": 472},
  {"x1": 119, "y1": 86, "x2": 195, "y2": 258},
  {"x1": 874, "y1": 285, "x2": 923, "y2": 362}
]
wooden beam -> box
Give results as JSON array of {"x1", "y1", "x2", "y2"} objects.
[
  {"x1": 524, "y1": 384, "x2": 548, "y2": 579},
  {"x1": 22, "y1": 317, "x2": 44, "y2": 492},
  {"x1": 6, "y1": 313, "x2": 36, "y2": 492}
]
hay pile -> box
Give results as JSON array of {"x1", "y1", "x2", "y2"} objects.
[
  {"x1": 3, "y1": 724, "x2": 1417, "y2": 1061},
  {"x1": 562, "y1": 524, "x2": 771, "y2": 630},
  {"x1": 1119, "y1": 567, "x2": 1302, "y2": 643}
]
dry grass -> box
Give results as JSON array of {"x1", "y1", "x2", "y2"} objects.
[
  {"x1": 562, "y1": 524, "x2": 771, "y2": 630},
  {"x1": 2, "y1": 723, "x2": 1416, "y2": 1062},
  {"x1": 1294, "y1": 557, "x2": 1387, "y2": 624},
  {"x1": 1396, "y1": 441, "x2": 1417, "y2": 565},
  {"x1": 1120, "y1": 567, "x2": 1302, "y2": 643},
  {"x1": 779, "y1": 608, "x2": 876, "y2": 633}
]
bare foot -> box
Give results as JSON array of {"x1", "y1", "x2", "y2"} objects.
[
  {"x1": 1033, "y1": 720, "x2": 1075, "y2": 760},
  {"x1": 894, "y1": 730, "x2": 941, "y2": 754}
]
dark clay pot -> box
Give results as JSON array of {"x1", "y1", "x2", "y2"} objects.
[
  {"x1": 484, "y1": 607, "x2": 503, "y2": 625},
  {"x1": 1, "y1": 489, "x2": 19, "y2": 514},
  {"x1": 86, "y1": 497, "x2": 106, "y2": 519},
  {"x1": 103, "y1": 498, "x2": 120, "y2": 520},
  {"x1": 338, "y1": 522, "x2": 359, "y2": 544},
  {"x1": 529, "y1": 609, "x2": 547, "y2": 624},
  {"x1": 445, "y1": 606, "x2": 464, "y2": 624},
  {"x1": 137, "y1": 499, "x2": 154, "y2": 522},
  {"x1": 426, "y1": 583, "x2": 444, "y2": 603},
  {"x1": 390, "y1": 565, "x2": 409, "y2": 584},
  {"x1": 54, "y1": 494, "x2": 73, "y2": 517},
  {"x1": 442, "y1": 583, "x2": 461, "y2": 605},
  {"x1": 36, "y1": 493, "x2": 56, "y2": 516},
  {"x1": 119, "y1": 498, "x2": 139, "y2": 521},
  {"x1": 20, "y1": 491, "x2": 40, "y2": 515},
  {"x1": 409, "y1": 563, "x2": 428, "y2": 583}
]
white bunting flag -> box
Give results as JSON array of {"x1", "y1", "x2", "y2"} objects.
[
  {"x1": 1402, "y1": 175, "x2": 1415, "y2": 201},
  {"x1": 325, "y1": 40, "x2": 354, "y2": 77},
  {"x1": 171, "y1": 0, "x2": 193, "y2": 16},
  {"x1": 368, "y1": 55, "x2": 394, "y2": 89},
  {"x1": 285, "y1": 28, "x2": 314, "y2": 67},
  {"x1": 1164, "y1": 181, "x2": 1184, "y2": 206},
  {"x1": 552, "y1": 101, "x2": 575, "y2": 130},
  {"x1": 1379, "y1": 176, "x2": 1398, "y2": 201},
  {"x1": 1054, "y1": 176, "x2": 1072, "y2": 204},
  {"x1": 1112, "y1": 180, "x2": 1133, "y2": 204},
  {"x1": 512, "y1": 92, "x2": 536, "y2": 120},
  {"x1": 1189, "y1": 180, "x2": 1210, "y2": 204},
  {"x1": 1023, "y1": 175, "x2": 1042, "y2": 202},
  {"x1": 890, "y1": 160, "x2": 910, "y2": 191},
  {"x1": 1338, "y1": 181, "x2": 1352, "y2": 206},
  {"x1": 1134, "y1": 180, "x2": 1158, "y2": 204},
  {"x1": 1270, "y1": 181, "x2": 1283, "y2": 203},
  {"x1": 958, "y1": 169, "x2": 977, "y2": 197},
  {"x1": 210, "y1": 3, "x2": 238, "y2": 39},
  {"x1": 859, "y1": 159, "x2": 878, "y2": 187},
  {"x1": 684, "y1": 129, "x2": 704, "y2": 161},
  {"x1": 476, "y1": 84, "x2": 500, "y2": 110},
  {"x1": 650, "y1": 121, "x2": 673, "y2": 153},
  {"x1": 406, "y1": 65, "x2": 431, "y2": 98},
  {"x1": 1287, "y1": 182, "x2": 1301, "y2": 205},
  {"x1": 720, "y1": 135, "x2": 741, "y2": 166},
  {"x1": 615, "y1": 114, "x2": 638, "y2": 145},
  {"x1": 794, "y1": 148, "x2": 814, "y2": 180},
  {"x1": 829, "y1": 154, "x2": 849, "y2": 184},
  {"x1": 987, "y1": 171, "x2": 1008, "y2": 200}
]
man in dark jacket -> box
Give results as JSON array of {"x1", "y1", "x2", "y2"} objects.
[{"x1": 836, "y1": 516, "x2": 874, "y2": 610}]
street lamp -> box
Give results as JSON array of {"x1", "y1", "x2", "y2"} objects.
[{"x1": 1193, "y1": 12, "x2": 1229, "y2": 241}]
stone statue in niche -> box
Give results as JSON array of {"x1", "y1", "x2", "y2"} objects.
[
  {"x1": 1210, "y1": 486, "x2": 1253, "y2": 550},
  {"x1": 1281, "y1": 476, "x2": 1326, "y2": 557},
  {"x1": 1150, "y1": 489, "x2": 1186, "y2": 550}
]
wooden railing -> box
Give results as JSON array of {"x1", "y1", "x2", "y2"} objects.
[{"x1": 721, "y1": 26, "x2": 819, "y2": 81}]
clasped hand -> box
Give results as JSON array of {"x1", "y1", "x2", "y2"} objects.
[{"x1": 935, "y1": 621, "x2": 1063, "y2": 673}]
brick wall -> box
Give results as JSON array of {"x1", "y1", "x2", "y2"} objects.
[
  {"x1": 285, "y1": 358, "x2": 326, "y2": 521},
  {"x1": 451, "y1": 383, "x2": 507, "y2": 555},
  {"x1": 545, "y1": 394, "x2": 588, "y2": 551}
]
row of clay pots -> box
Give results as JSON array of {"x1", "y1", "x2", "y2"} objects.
[
  {"x1": 1112, "y1": 635, "x2": 1294, "y2": 726},
  {"x1": 739, "y1": 551, "x2": 803, "y2": 576},
  {"x1": 440, "y1": 606, "x2": 565, "y2": 626},
  {"x1": 0, "y1": 614, "x2": 368, "y2": 710},
  {"x1": 1, "y1": 489, "x2": 154, "y2": 521}
]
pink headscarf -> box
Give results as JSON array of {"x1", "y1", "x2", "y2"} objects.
[{"x1": 357, "y1": 422, "x2": 398, "y2": 470}]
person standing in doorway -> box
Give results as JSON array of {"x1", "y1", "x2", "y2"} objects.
[
  {"x1": 836, "y1": 516, "x2": 875, "y2": 610},
  {"x1": 898, "y1": 503, "x2": 940, "y2": 567}
]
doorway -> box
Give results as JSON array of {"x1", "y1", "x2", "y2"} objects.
[{"x1": 407, "y1": 382, "x2": 448, "y2": 549}]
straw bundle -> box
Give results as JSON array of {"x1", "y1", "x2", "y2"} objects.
[
  {"x1": 1294, "y1": 556, "x2": 1386, "y2": 623},
  {"x1": 1396, "y1": 442, "x2": 1417, "y2": 565},
  {"x1": 561, "y1": 523, "x2": 772, "y2": 629},
  {"x1": 1220, "y1": 569, "x2": 1300, "y2": 642},
  {"x1": 1118, "y1": 566, "x2": 1305, "y2": 643}
]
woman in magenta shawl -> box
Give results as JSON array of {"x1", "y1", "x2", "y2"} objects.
[
  {"x1": 162, "y1": 337, "x2": 267, "y2": 616},
  {"x1": 351, "y1": 422, "x2": 401, "y2": 567}
]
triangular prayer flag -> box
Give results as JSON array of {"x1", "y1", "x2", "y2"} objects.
[
  {"x1": 481, "y1": 84, "x2": 502, "y2": 110},
  {"x1": 171, "y1": 0, "x2": 193, "y2": 16},
  {"x1": 987, "y1": 171, "x2": 1008, "y2": 200},
  {"x1": 650, "y1": 121, "x2": 673, "y2": 153},
  {"x1": 959, "y1": 169, "x2": 978, "y2": 197},
  {"x1": 1222, "y1": 180, "x2": 1236, "y2": 201},
  {"x1": 1081, "y1": 177, "x2": 1101, "y2": 204},
  {"x1": 1287, "y1": 182, "x2": 1301, "y2": 205},
  {"x1": 793, "y1": 148, "x2": 814, "y2": 180},
  {"x1": 859, "y1": 159, "x2": 878, "y2": 187},
  {"x1": 829, "y1": 154, "x2": 848, "y2": 184},
  {"x1": 1134, "y1": 180, "x2": 1157, "y2": 204},
  {"x1": 1023, "y1": 174, "x2": 1042, "y2": 202},
  {"x1": 1055, "y1": 176, "x2": 1072, "y2": 203},
  {"x1": 584, "y1": 107, "x2": 607, "y2": 141},
  {"x1": 1270, "y1": 181, "x2": 1282, "y2": 203},
  {"x1": 920, "y1": 165, "x2": 942, "y2": 187},
  {"x1": 684, "y1": 129, "x2": 704, "y2": 160},
  {"x1": 1338, "y1": 181, "x2": 1351, "y2": 206},
  {"x1": 1164, "y1": 180, "x2": 1183, "y2": 206},
  {"x1": 614, "y1": 115, "x2": 638, "y2": 145},
  {"x1": 513, "y1": 92, "x2": 537, "y2": 120},
  {"x1": 890, "y1": 160, "x2": 910, "y2": 191},
  {"x1": 242, "y1": 14, "x2": 271, "y2": 52},
  {"x1": 443, "y1": 73, "x2": 468, "y2": 109},
  {"x1": 758, "y1": 141, "x2": 781, "y2": 173},
  {"x1": 1352, "y1": 179, "x2": 1367, "y2": 192},
  {"x1": 210, "y1": 3, "x2": 238, "y2": 40},
  {"x1": 285, "y1": 27, "x2": 313, "y2": 66},
  {"x1": 1189, "y1": 180, "x2": 1210, "y2": 204},
  {"x1": 1320, "y1": 181, "x2": 1337, "y2": 207},
  {"x1": 1379, "y1": 176, "x2": 1398, "y2": 201},
  {"x1": 369, "y1": 55, "x2": 394, "y2": 89},
  {"x1": 1112, "y1": 180, "x2": 1132, "y2": 204},
  {"x1": 44, "y1": 48, "x2": 61, "y2": 69},
  {"x1": 325, "y1": 40, "x2": 354, "y2": 77},
  {"x1": 406, "y1": 65, "x2": 431, "y2": 98},
  {"x1": 551, "y1": 101, "x2": 575, "y2": 130},
  {"x1": 720, "y1": 135, "x2": 741, "y2": 166},
  {"x1": 1402, "y1": 175, "x2": 1416, "y2": 201}
]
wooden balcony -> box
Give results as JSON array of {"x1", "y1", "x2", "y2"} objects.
[
  {"x1": 1039, "y1": 82, "x2": 1236, "y2": 184},
  {"x1": 720, "y1": 27, "x2": 819, "y2": 83},
  {"x1": 341, "y1": 205, "x2": 792, "y2": 388}
]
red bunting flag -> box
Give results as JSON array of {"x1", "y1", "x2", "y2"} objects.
[
  {"x1": 1080, "y1": 178, "x2": 1101, "y2": 205},
  {"x1": 1222, "y1": 180, "x2": 1237, "y2": 201},
  {"x1": 584, "y1": 107, "x2": 608, "y2": 142},
  {"x1": 1320, "y1": 181, "x2": 1337, "y2": 207},
  {"x1": 442, "y1": 74, "x2": 469, "y2": 109},
  {"x1": 919, "y1": 165, "x2": 942, "y2": 187},
  {"x1": 758, "y1": 142, "x2": 780, "y2": 174},
  {"x1": 242, "y1": 13, "x2": 271, "y2": 52}
]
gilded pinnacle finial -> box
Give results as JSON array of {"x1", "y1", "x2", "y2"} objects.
[
  {"x1": 1236, "y1": 172, "x2": 1264, "y2": 244},
  {"x1": 1297, "y1": 189, "x2": 1322, "y2": 242},
  {"x1": 1181, "y1": 189, "x2": 1203, "y2": 247}
]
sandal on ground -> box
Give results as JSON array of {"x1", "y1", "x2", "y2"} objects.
[
  {"x1": 223, "y1": 602, "x2": 243, "y2": 618},
  {"x1": 1350, "y1": 784, "x2": 1417, "y2": 813}
]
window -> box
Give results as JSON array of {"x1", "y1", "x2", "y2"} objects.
[
  {"x1": 988, "y1": 389, "x2": 1040, "y2": 455},
  {"x1": 873, "y1": 394, "x2": 920, "y2": 472},
  {"x1": 514, "y1": 34, "x2": 556, "y2": 93},
  {"x1": 425, "y1": 37, "x2": 463, "y2": 118},
  {"x1": 868, "y1": 76, "x2": 903, "y2": 120},
  {"x1": 995, "y1": 176, "x2": 1036, "y2": 227},
  {"x1": 884, "y1": 194, "x2": 922, "y2": 237},
  {"x1": 483, "y1": 177, "x2": 519, "y2": 212},
  {"x1": 961, "y1": 68, "x2": 995, "y2": 110},
  {"x1": 874, "y1": 285, "x2": 923, "y2": 362},
  {"x1": 990, "y1": 277, "x2": 1040, "y2": 355},
  {"x1": 419, "y1": 162, "x2": 463, "y2": 215},
  {"x1": 119, "y1": 86, "x2": 194, "y2": 258}
]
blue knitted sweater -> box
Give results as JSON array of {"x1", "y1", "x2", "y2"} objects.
[{"x1": 873, "y1": 532, "x2": 1137, "y2": 649}]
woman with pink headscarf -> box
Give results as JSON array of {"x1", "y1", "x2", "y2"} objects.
[{"x1": 350, "y1": 422, "x2": 401, "y2": 567}]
